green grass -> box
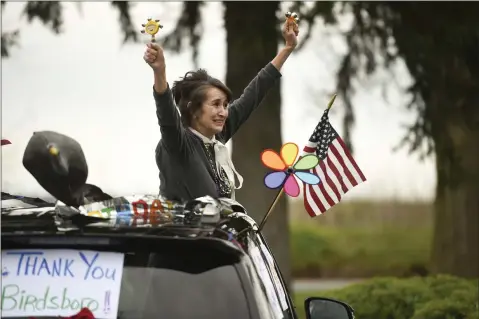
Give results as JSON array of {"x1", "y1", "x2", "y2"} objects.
[
  {"x1": 288, "y1": 199, "x2": 433, "y2": 228},
  {"x1": 289, "y1": 199, "x2": 433, "y2": 278},
  {"x1": 290, "y1": 222, "x2": 432, "y2": 277}
]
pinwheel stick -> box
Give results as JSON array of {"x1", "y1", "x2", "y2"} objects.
[
  {"x1": 258, "y1": 188, "x2": 284, "y2": 231},
  {"x1": 257, "y1": 93, "x2": 338, "y2": 232}
]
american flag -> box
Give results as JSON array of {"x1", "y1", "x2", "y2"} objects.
[{"x1": 303, "y1": 109, "x2": 366, "y2": 216}]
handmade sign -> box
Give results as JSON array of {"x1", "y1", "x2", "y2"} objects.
[
  {"x1": 261, "y1": 142, "x2": 320, "y2": 197},
  {"x1": 140, "y1": 17, "x2": 163, "y2": 42},
  {"x1": 1, "y1": 249, "x2": 124, "y2": 319}
]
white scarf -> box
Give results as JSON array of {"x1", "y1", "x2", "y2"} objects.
[{"x1": 189, "y1": 128, "x2": 243, "y2": 199}]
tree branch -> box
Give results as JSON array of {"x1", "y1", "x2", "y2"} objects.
[
  {"x1": 2, "y1": 1, "x2": 64, "y2": 58},
  {"x1": 22, "y1": 1, "x2": 63, "y2": 34},
  {"x1": 1, "y1": 30, "x2": 19, "y2": 58},
  {"x1": 160, "y1": 2, "x2": 204, "y2": 68},
  {"x1": 110, "y1": 2, "x2": 138, "y2": 44},
  {"x1": 290, "y1": 1, "x2": 337, "y2": 51},
  {"x1": 334, "y1": 2, "x2": 398, "y2": 154}
]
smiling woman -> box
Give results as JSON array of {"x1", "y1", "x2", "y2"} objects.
[{"x1": 144, "y1": 17, "x2": 300, "y2": 202}]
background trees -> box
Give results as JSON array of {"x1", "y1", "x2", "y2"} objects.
[{"x1": 3, "y1": 1, "x2": 477, "y2": 280}]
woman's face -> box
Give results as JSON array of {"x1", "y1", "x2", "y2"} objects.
[{"x1": 193, "y1": 87, "x2": 229, "y2": 138}]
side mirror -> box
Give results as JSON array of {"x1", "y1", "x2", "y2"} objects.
[
  {"x1": 22, "y1": 131, "x2": 89, "y2": 207},
  {"x1": 305, "y1": 297, "x2": 354, "y2": 319}
]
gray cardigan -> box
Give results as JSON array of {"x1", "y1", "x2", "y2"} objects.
[{"x1": 154, "y1": 63, "x2": 282, "y2": 201}]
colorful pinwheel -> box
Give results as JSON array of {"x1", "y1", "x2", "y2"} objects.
[{"x1": 261, "y1": 142, "x2": 321, "y2": 197}]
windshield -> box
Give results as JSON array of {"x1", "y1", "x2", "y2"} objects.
[{"x1": 1, "y1": 237, "x2": 272, "y2": 319}]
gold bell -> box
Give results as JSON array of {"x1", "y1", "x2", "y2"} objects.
[
  {"x1": 285, "y1": 11, "x2": 299, "y2": 24},
  {"x1": 140, "y1": 17, "x2": 163, "y2": 43}
]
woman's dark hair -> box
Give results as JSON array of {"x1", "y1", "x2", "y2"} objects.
[{"x1": 171, "y1": 69, "x2": 233, "y2": 126}]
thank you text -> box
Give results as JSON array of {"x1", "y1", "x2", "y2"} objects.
[{"x1": 1, "y1": 249, "x2": 124, "y2": 319}]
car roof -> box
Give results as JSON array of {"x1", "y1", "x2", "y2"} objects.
[{"x1": 1, "y1": 192, "x2": 259, "y2": 248}]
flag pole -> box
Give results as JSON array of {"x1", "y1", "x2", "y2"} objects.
[
  {"x1": 327, "y1": 94, "x2": 337, "y2": 109},
  {"x1": 257, "y1": 93, "x2": 338, "y2": 233}
]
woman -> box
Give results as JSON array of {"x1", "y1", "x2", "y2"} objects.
[{"x1": 143, "y1": 19, "x2": 299, "y2": 202}]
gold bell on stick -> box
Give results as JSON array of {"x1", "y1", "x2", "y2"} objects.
[
  {"x1": 285, "y1": 11, "x2": 300, "y2": 24},
  {"x1": 140, "y1": 17, "x2": 163, "y2": 43}
]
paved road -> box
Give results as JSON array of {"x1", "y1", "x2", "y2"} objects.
[{"x1": 293, "y1": 279, "x2": 364, "y2": 292}]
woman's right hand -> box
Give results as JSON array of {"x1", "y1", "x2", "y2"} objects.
[{"x1": 144, "y1": 43, "x2": 166, "y2": 72}]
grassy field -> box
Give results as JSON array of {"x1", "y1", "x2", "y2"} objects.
[{"x1": 288, "y1": 199, "x2": 433, "y2": 278}]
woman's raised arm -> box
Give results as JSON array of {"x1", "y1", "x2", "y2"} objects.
[
  {"x1": 221, "y1": 20, "x2": 299, "y2": 142},
  {"x1": 144, "y1": 43, "x2": 187, "y2": 154}
]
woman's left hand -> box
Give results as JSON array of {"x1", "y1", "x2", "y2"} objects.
[{"x1": 282, "y1": 19, "x2": 299, "y2": 50}]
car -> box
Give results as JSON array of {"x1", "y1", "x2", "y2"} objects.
[{"x1": 1, "y1": 131, "x2": 355, "y2": 319}]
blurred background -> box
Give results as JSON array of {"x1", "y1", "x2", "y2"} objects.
[{"x1": 2, "y1": 2, "x2": 478, "y2": 318}]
